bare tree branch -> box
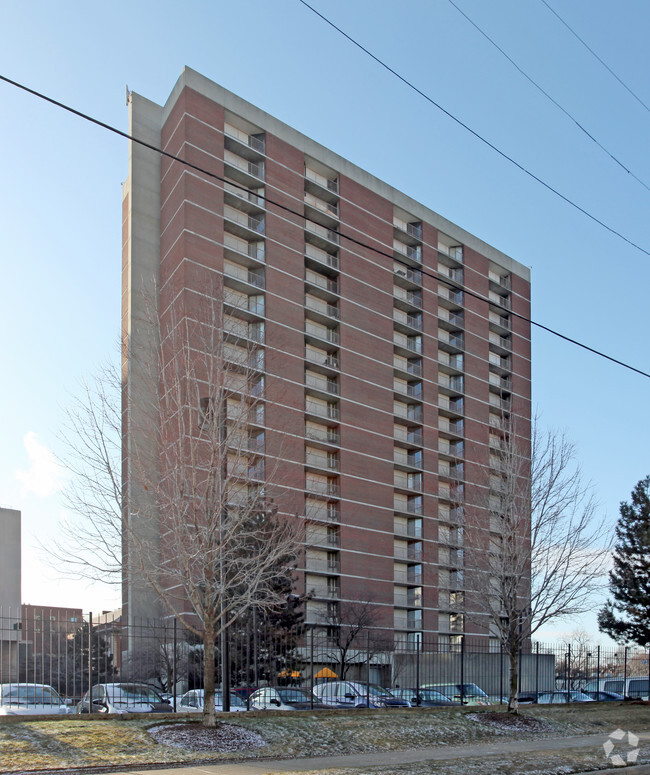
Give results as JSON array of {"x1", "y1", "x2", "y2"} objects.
[
  {"x1": 465, "y1": 416, "x2": 610, "y2": 713},
  {"x1": 53, "y1": 287, "x2": 302, "y2": 727}
]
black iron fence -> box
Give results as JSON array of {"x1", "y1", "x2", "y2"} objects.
[{"x1": 1, "y1": 608, "x2": 649, "y2": 709}]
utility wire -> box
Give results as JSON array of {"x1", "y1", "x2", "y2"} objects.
[
  {"x1": 540, "y1": 0, "x2": 650, "y2": 115},
  {"x1": 296, "y1": 0, "x2": 650, "y2": 259},
  {"x1": 447, "y1": 0, "x2": 650, "y2": 194},
  {"x1": 1, "y1": 71, "x2": 649, "y2": 380}
]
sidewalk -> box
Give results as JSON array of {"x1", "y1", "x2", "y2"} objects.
[{"x1": 109, "y1": 731, "x2": 650, "y2": 775}]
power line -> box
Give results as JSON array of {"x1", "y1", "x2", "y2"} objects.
[
  {"x1": 539, "y1": 0, "x2": 650, "y2": 115},
  {"x1": 0, "y1": 72, "x2": 649, "y2": 380},
  {"x1": 447, "y1": 0, "x2": 650, "y2": 194},
  {"x1": 296, "y1": 0, "x2": 650, "y2": 259}
]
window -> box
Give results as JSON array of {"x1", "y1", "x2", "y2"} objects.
[
  {"x1": 407, "y1": 494, "x2": 423, "y2": 514},
  {"x1": 407, "y1": 472, "x2": 422, "y2": 490},
  {"x1": 248, "y1": 295, "x2": 265, "y2": 315}
]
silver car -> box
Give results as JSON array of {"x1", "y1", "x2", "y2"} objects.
[
  {"x1": 0, "y1": 683, "x2": 71, "y2": 715},
  {"x1": 77, "y1": 683, "x2": 172, "y2": 714},
  {"x1": 176, "y1": 689, "x2": 247, "y2": 712}
]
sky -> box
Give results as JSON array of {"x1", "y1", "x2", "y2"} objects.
[{"x1": 1, "y1": 0, "x2": 648, "y2": 644}]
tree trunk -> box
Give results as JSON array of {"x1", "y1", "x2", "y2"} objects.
[
  {"x1": 203, "y1": 624, "x2": 217, "y2": 728},
  {"x1": 507, "y1": 646, "x2": 519, "y2": 714}
]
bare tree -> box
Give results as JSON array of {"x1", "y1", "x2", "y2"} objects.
[
  {"x1": 55, "y1": 290, "x2": 302, "y2": 727},
  {"x1": 465, "y1": 419, "x2": 610, "y2": 712},
  {"x1": 314, "y1": 599, "x2": 388, "y2": 680},
  {"x1": 54, "y1": 363, "x2": 123, "y2": 582}
]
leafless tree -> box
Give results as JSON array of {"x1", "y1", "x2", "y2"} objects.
[
  {"x1": 54, "y1": 289, "x2": 302, "y2": 727},
  {"x1": 465, "y1": 419, "x2": 610, "y2": 712},
  {"x1": 54, "y1": 363, "x2": 123, "y2": 582},
  {"x1": 314, "y1": 599, "x2": 389, "y2": 680}
]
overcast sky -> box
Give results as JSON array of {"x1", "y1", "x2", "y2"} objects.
[{"x1": 1, "y1": 0, "x2": 648, "y2": 644}]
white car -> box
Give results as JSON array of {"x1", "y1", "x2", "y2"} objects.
[
  {"x1": 77, "y1": 683, "x2": 172, "y2": 714},
  {"x1": 176, "y1": 689, "x2": 247, "y2": 712},
  {"x1": 250, "y1": 686, "x2": 330, "y2": 710},
  {"x1": 0, "y1": 683, "x2": 71, "y2": 715}
]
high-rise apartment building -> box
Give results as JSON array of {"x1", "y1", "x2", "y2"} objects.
[{"x1": 122, "y1": 68, "x2": 531, "y2": 649}]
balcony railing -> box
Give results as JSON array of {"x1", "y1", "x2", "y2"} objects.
[
  {"x1": 305, "y1": 242, "x2": 340, "y2": 269},
  {"x1": 304, "y1": 192, "x2": 339, "y2": 218},
  {"x1": 489, "y1": 272, "x2": 511, "y2": 290},
  {"x1": 306, "y1": 453, "x2": 339, "y2": 471},
  {"x1": 305, "y1": 167, "x2": 338, "y2": 193},
  {"x1": 223, "y1": 180, "x2": 265, "y2": 207},
  {"x1": 305, "y1": 480, "x2": 340, "y2": 497},
  {"x1": 394, "y1": 264, "x2": 422, "y2": 284},
  {"x1": 306, "y1": 557, "x2": 341, "y2": 573},
  {"x1": 224, "y1": 125, "x2": 266, "y2": 153},
  {"x1": 305, "y1": 373, "x2": 339, "y2": 395},
  {"x1": 438, "y1": 264, "x2": 463, "y2": 283},
  {"x1": 306, "y1": 502, "x2": 340, "y2": 522},
  {"x1": 306, "y1": 428, "x2": 340, "y2": 445},
  {"x1": 223, "y1": 233, "x2": 265, "y2": 262},
  {"x1": 306, "y1": 271, "x2": 339, "y2": 294},
  {"x1": 309, "y1": 584, "x2": 341, "y2": 598},
  {"x1": 394, "y1": 242, "x2": 422, "y2": 262},
  {"x1": 224, "y1": 150, "x2": 265, "y2": 179},
  {"x1": 305, "y1": 296, "x2": 339, "y2": 319},
  {"x1": 305, "y1": 220, "x2": 339, "y2": 245},
  {"x1": 489, "y1": 292, "x2": 511, "y2": 310}
]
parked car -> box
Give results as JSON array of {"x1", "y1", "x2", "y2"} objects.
[
  {"x1": 0, "y1": 683, "x2": 72, "y2": 716},
  {"x1": 583, "y1": 677, "x2": 649, "y2": 700},
  {"x1": 583, "y1": 690, "x2": 625, "y2": 702},
  {"x1": 232, "y1": 687, "x2": 256, "y2": 701},
  {"x1": 391, "y1": 687, "x2": 456, "y2": 707},
  {"x1": 536, "y1": 690, "x2": 595, "y2": 704},
  {"x1": 77, "y1": 683, "x2": 173, "y2": 714},
  {"x1": 313, "y1": 681, "x2": 410, "y2": 708},
  {"x1": 517, "y1": 691, "x2": 542, "y2": 704},
  {"x1": 249, "y1": 686, "x2": 329, "y2": 710},
  {"x1": 422, "y1": 683, "x2": 491, "y2": 705},
  {"x1": 176, "y1": 689, "x2": 247, "y2": 712}
]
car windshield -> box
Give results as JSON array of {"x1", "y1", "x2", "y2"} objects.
[
  {"x1": 419, "y1": 689, "x2": 450, "y2": 701},
  {"x1": 436, "y1": 684, "x2": 486, "y2": 697},
  {"x1": 106, "y1": 685, "x2": 162, "y2": 704},
  {"x1": 2, "y1": 685, "x2": 62, "y2": 705},
  {"x1": 277, "y1": 689, "x2": 312, "y2": 703},
  {"x1": 213, "y1": 692, "x2": 246, "y2": 707},
  {"x1": 367, "y1": 684, "x2": 392, "y2": 697},
  {"x1": 459, "y1": 684, "x2": 488, "y2": 697}
]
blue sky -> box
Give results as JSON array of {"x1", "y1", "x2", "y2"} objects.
[{"x1": 1, "y1": 0, "x2": 648, "y2": 642}]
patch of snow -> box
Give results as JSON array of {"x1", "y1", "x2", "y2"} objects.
[
  {"x1": 467, "y1": 711, "x2": 554, "y2": 734},
  {"x1": 148, "y1": 722, "x2": 266, "y2": 752}
]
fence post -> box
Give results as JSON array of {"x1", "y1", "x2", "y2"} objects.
[
  {"x1": 535, "y1": 641, "x2": 539, "y2": 698},
  {"x1": 310, "y1": 628, "x2": 314, "y2": 710},
  {"x1": 499, "y1": 641, "x2": 504, "y2": 702},
  {"x1": 460, "y1": 634, "x2": 465, "y2": 705},
  {"x1": 253, "y1": 607, "x2": 259, "y2": 687},
  {"x1": 172, "y1": 618, "x2": 177, "y2": 711},
  {"x1": 597, "y1": 645, "x2": 601, "y2": 688},
  {"x1": 88, "y1": 612, "x2": 93, "y2": 714},
  {"x1": 416, "y1": 635, "x2": 421, "y2": 701},
  {"x1": 566, "y1": 645, "x2": 571, "y2": 702},
  {"x1": 366, "y1": 631, "x2": 371, "y2": 707},
  {"x1": 624, "y1": 646, "x2": 629, "y2": 697}
]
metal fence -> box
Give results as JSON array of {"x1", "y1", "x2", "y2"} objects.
[{"x1": 2, "y1": 608, "x2": 649, "y2": 709}]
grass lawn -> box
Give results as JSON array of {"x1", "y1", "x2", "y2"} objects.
[{"x1": 1, "y1": 703, "x2": 649, "y2": 774}]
